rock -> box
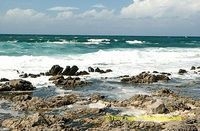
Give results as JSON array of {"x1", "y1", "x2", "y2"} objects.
[
  {"x1": 105, "y1": 69, "x2": 112, "y2": 73},
  {"x1": 95, "y1": 67, "x2": 101, "y2": 72},
  {"x1": 19, "y1": 73, "x2": 28, "y2": 78},
  {"x1": 62, "y1": 66, "x2": 71, "y2": 75},
  {"x1": 53, "y1": 76, "x2": 88, "y2": 88},
  {"x1": 121, "y1": 72, "x2": 170, "y2": 84},
  {"x1": 48, "y1": 65, "x2": 63, "y2": 76},
  {"x1": 68, "y1": 65, "x2": 79, "y2": 76},
  {"x1": 197, "y1": 66, "x2": 200, "y2": 69},
  {"x1": 153, "y1": 71, "x2": 159, "y2": 73},
  {"x1": 152, "y1": 103, "x2": 169, "y2": 114},
  {"x1": 88, "y1": 67, "x2": 95, "y2": 72},
  {"x1": 76, "y1": 71, "x2": 89, "y2": 76},
  {"x1": 29, "y1": 74, "x2": 40, "y2": 78},
  {"x1": 0, "y1": 79, "x2": 35, "y2": 91},
  {"x1": 0, "y1": 78, "x2": 9, "y2": 82},
  {"x1": 167, "y1": 101, "x2": 191, "y2": 112},
  {"x1": 178, "y1": 69, "x2": 187, "y2": 75},
  {"x1": 154, "y1": 88, "x2": 176, "y2": 97},
  {"x1": 49, "y1": 75, "x2": 64, "y2": 81},
  {"x1": 191, "y1": 66, "x2": 196, "y2": 70},
  {"x1": 163, "y1": 123, "x2": 198, "y2": 131}
]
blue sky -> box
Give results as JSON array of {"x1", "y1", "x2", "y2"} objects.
[{"x1": 0, "y1": 0, "x2": 200, "y2": 36}]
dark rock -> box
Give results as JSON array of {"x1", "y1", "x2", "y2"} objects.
[
  {"x1": 68, "y1": 65, "x2": 79, "y2": 76},
  {"x1": 40, "y1": 72, "x2": 45, "y2": 76},
  {"x1": 178, "y1": 69, "x2": 187, "y2": 75},
  {"x1": 48, "y1": 65, "x2": 63, "y2": 76},
  {"x1": 95, "y1": 67, "x2": 101, "y2": 72},
  {"x1": 19, "y1": 73, "x2": 28, "y2": 78},
  {"x1": 88, "y1": 67, "x2": 94, "y2": 72},
  {"x1": 121, "y1": 72, "x2": 170, "y2": 84},
  {"x1": 105, "y1": 69, "x2": 112, "y2": 73},
  {"x1": 153, "y1": 71, "x2": 159, "y2": 73},
  {"x1": 53, "y1": 76, "x2": 88, "y2": 88},
  {"x1": 0, "y1": 79, "x2": 35, "y2": 91},
  {"x1": 49, "y1": 75, "x2": 64, "y2": 81},
  {"x1": 197, "y1": 66, "x2": 200, "y2": 69},
  {"x1": 0, "y1": 78, "x2": 9, "y2": 82},
  {"x1": 76, "y1": 71, "x2": 89, "y2": 76},
  {"x1": 167, "y1": 101, "x2": 191, "y2": 112},
  {"x1": 62, "y1": 66, "x2": 71, "y2": 75},
  {"x1": 160, "y1": 72, "x2": 171, "y2": 76},
  {"x1": 191, "y1": 66, "x2": 196, "y2": 70},
  {"x1": 29, "y1": 74, "x2": 40, "y2": 78}
]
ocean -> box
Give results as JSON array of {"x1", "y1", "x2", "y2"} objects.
[{"x1": 0, "y1": 34, "x2": 200, "y2": 99}]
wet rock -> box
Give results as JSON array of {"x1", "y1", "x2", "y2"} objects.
[
  {"x1": 89, "y1": 93, "x2": 106, "y2": 102},
  {"x1": 105, "y1": 69, "x2": 112, "y2": 73},
  {"x1": 62, "y1": 66, "x2": 71, "y2": 75},
  {"x1": 76, "y1": 71, "x2": 89, "y2": 76},
  {"x1": 53, "y1": 76, "x2": 88, "y2": 89},
  {"x1": 88, "y1": 67, "x2": 94, "y2": 72},
  {"x1": 178, "y1": 69, "x2": 187, "y2": 75},
  {"x1": 121, "y1": 72, "x2": 170, "y2": 84},
  {"x1": 0, "y1": 78, "x2": 9, "y2": 82},
  {"x1": 49, "y1": 75, "x2": 64, "y2": 81},
  {"x1": 191, "y1": 66, "x2": 196, "y2": 70},
  {"x1": 95, "y1": 67, "x2": 105, "y2": 73},
  {"x1": 48, "y1": 65, "x2": 63, "y2": 76},
  {"x1": 197, "y1": 66, "x2": 200, "y2": 69},
  {"x1": 154, "y1": 88, "x2": 176, "y2": 97},
  {"x1": 153, "y1": 71, "x2": 159, "y2": 73},
  {"x1": 29, "y1": 73, "x2": 40, "y2": 78},
  {"x1": 67, "y1": 65, "x2": 79, "y2": 76},
  {"x1": 19, "y1": 73, "x2": 28, "y2": 78},
  {"x1": 0, "y1": 79, "x2": 35, "y2": 91}
]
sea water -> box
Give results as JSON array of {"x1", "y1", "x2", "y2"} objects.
[{"x1": 0, "y1": 35, "x2": 200, "y2": 100}]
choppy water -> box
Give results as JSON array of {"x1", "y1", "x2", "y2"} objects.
[{"x1": 0, "y1": 34, "x2": 200, "y2": 99}]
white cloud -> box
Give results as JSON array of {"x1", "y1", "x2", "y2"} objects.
[
  {"x1": 5, "y1": 8, "x2": 45, "y2": 19},
  {"x1": 79, "y1": 9, "x2": 114, "y2": 19},
  {"x1": 121, "y1": 0, "x2": 200, "y2": 19},
  {"x1": 48, "y1": 6, "x2": 79, "y2": 11},
  {"x1": 92, "y1": 4, "x2": 106, "y2": 9}
]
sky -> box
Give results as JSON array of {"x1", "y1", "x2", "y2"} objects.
[{"x1": 0, "y1": 0, "x2": 200, "y2": 36}]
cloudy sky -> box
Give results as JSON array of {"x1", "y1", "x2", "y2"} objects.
[{"x1": 0, "y1": 0, "x2": 200, "y2": 36}]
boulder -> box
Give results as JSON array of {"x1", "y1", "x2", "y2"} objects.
[
  {"x1": 29, "y1": 74, "x2": 40, "y2": 78},
  {"x1": 178, "y1": 69, "x2": 187, "y2": 75},
  {"x1": 88, "y1": 67, "x2": 94, "y2": 72},
  {"x1": 191, "y1": 66, "x2": 196, "y2": 70},
  {"x1": 48, "y1": 65, "x2": 63, "y2": 76},
  {"x1": 0, "y1": 79, "x2": 35, "y2": 91},
  {"x1": 62, "y1": 66, "x2": 71, "y2": 75},
  {"x1": 152, "y1": 103, "x2": 169, "y2": 114},
  {"x1": 68, "y1": 65, "x2": 79, "y2": 76}
]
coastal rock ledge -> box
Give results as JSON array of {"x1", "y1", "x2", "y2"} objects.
[{"x1": 0, "y1": 79, "x2": 35, "y2": 91}]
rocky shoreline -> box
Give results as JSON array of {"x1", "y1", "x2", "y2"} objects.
[{"x1": 0, "y1": 65, "x2": 200, "y2": 130}]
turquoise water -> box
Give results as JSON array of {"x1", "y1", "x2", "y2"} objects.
[{"x1": 0, "y1": 35, "x2": 200, "y2": 56}]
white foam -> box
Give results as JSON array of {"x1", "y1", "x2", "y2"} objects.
[
  {"x1": 86, "y1": 39, "x2": 110, "y2": 44},
  {"x1": 126, "y1": 40, "x2": 144, "y2": 44},
  {"x1": 47, "y1": 39, "x2": 77, "y2": 44}
]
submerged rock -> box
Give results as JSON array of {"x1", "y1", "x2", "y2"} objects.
[
  {"x1": 191, "y1": 66, "x2": 196, "y2": 70},
  {"x1": 0, "y1": 79, "x2": 35, "y2": 91}
]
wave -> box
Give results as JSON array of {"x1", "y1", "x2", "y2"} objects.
[
  {"x1": 126, "y1": 40, "x2": 144, "y2": 44},
  {"x1": 86, "y1": 39, "x2": 110, "y2": 44},
  {"x1": 47, "y1": 39, "x2": 77, "y2": 44}
]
